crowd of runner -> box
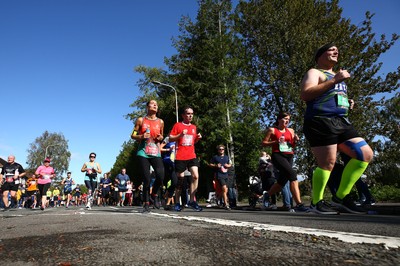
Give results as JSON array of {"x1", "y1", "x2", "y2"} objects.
[{"x1": 1, "y1": 44, "x2": 375, "y2": 215}]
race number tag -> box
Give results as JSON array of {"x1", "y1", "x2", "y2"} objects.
[
  {"x1": 145, "y1": 142, "x2": 159, "y2": 156},
  {"x1": 182, "y1": 135, "x2": 193, "y2": 146},
  {"x1": 279, "y1": 142, "x2": 293, "y2": 153},
  {"x1": 336, "y1": 93, "x2": 350, "y2": 109}
]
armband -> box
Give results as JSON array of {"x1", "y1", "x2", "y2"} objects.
[{"x1": 132, "y1": 130, "x2": 138, "y2": 136}]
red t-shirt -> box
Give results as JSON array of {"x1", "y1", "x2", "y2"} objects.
[
  {"x1": 271, "y1": 127, "x2": 295, "y2": 154},
  {"x1": 170, "y1": 122, "x2": 198, "y2": 160}
]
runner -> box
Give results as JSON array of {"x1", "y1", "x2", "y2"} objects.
[
  {"x1": 300, "y1": 43, "x2": 373, "y2": 214},
  {"x1": 61, "y1": 172, "x2": 75, "y2": 208},
  {"x1": 169, "y1": 106, "x2": 203, "y2": 212},
  {"x1": 261, "y1": 112, "x2": 308, "y2": 212},
  {"x1": 81, "y1": 152, "x2": 102, "y2": 209},
  {"x1": 130, "y1": 100, "x2": 164, "y2": 213},
  {"x1": 115, "y1": 168, "x2": 130, "y2": 207},
  {"x1": 35, "y1": 157, "x2": 55, "y2": 210},
  {"x1": 1, "y1": 155, "x2": 26, "y2": 210}
]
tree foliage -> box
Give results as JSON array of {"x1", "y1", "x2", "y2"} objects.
[
  {"x1": 114, "y1": 0, "x2": 399, "y2": 198},
  {"x1": 236, "y1": 0, "x2": 399, "y2": 180},
  {"x1": 26, "y1": 131, "x2": 71, "y2": 179}
]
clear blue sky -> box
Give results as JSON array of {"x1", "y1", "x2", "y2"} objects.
[{"x1": 1, "y1": 0, "x2": 398, "y2": 185}]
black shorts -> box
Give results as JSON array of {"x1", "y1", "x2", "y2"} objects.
[
  {"x1": 27, "y1": 190, "x2": 38, "y2": 196},
  {"x1": 217, "y1": 175, "x2": 228, "y2": 187},
  {"x1": 175, "y1": 158, "x2": 200, "y2": 173},
  {"x1": 1, "y1": 182, "x2": 18, "y2": 192},
  {"x1": 303, "y1": 116, "x2": 360, "y2": 147}
]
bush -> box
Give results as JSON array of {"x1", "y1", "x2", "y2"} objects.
[{"x1": 371, "y1": 185, "x2": 400, "y2": 202}]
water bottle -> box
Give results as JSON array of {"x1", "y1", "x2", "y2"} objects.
[{"x1": 145, "y1": 127, "x2": 150, "y2": 139}]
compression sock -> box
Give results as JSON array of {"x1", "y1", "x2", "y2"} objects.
[
  {"x1": 336, "y1": 158, "x2": 369, "y2": 199},
  {"x1": 312, "y1": 167, "x2": 331, "y2": 205}
]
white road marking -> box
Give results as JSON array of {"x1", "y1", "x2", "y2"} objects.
[
  {"x1": 5, "y1": 208, "x2": 399, "y2": 249},
  {"x1": 151, "y1": 212, "x2": 400, "y2": 249}
]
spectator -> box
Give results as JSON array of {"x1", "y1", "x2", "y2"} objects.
[{"x1": 258, "y1": 151, "x2": 277, "y2": 210}]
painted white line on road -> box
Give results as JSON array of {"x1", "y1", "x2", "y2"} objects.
[
  {"x1": 9, "y1": 208, "x2": 399, "y2": 249},
  {"x1": 151, "y1": 213, "x2": 400, "y2": 249}
]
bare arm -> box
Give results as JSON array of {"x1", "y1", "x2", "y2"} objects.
[
  {"x1": 300, "y1": 68, "x2": 350, "y2": 101},
  {"x1": 261, "y1": 128, "x2": 277, "y2": 147},
  {"x1": 130, "y1": 117, "x2": 147, "y2": 141}
]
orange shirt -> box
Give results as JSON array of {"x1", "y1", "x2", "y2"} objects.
[{"x1": 26, "y1": 177, "x2": 38, "y2": 191}]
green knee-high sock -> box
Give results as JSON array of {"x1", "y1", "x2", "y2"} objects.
[
  {"x1": 312, "y1": 167, "x2": 331, "y2": 205},
  {"x1": 336, "y1": 158, "x2": 369, "y2": 199}
]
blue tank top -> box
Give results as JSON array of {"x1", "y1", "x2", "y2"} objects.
[{"x1": 304, "y1": 70, "x2": 350, "y2": 119}]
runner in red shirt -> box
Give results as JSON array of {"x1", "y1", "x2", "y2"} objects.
[{"x1": 169, "y1": 107, "x2": 202, "y2": 211}]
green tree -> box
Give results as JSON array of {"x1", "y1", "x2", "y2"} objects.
[
  {"x1": 236, "y1": 0, "x2": 399, "y2": 179},
  {"x1": 26, "y1": 131, "x2": 71, "y2": 180}
]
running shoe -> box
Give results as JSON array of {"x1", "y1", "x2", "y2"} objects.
[
  {"x1": 224, "y1": 205, "x2": 231, "y2": 210},
  {"x1": 141, "y1": 203, "x2": 150, "y2": 213},
  {"x1": 293, "y1": 203, "x2": 309, "y2": 212},
  {"x1": 309, "y1": 200, "x2": 339, "y2": 215},
  {"x1": 151, "y1": 194, "x2": 160, "y2": 209},
  {"x1": 174, "y1": 203, "x2": 182, "y2": 212},
  {"x1": 188, "y1": 201, "x2": 203, "y2": 212},
  {"x1": 164, "y1": 205, "x2": 172, "y2": 211},
  {"x1": 270, "y1": 204, "x2": 278, "y2": 210},
  {"x1": 331, "y1": 194, "x2": 367, "y2": 214}
]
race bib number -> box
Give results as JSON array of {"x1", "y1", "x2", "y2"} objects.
[
  {"x1": 279, "y1": 142, "x2": 293, "y2": 153},
  {"x1": 145, "y1": 142, "x2": 159, "y2": 156},
  {"x1": 6, "y1": 177, "x2": 14, "y2": 183},
  {"x1": 182, "y1": 135, "x2": 193, "y2": 146},
  {"x1": 336, "y1": 93, "x2": 350, "y2": 109},
  {"x1": 220, "y1": 166, "x2": 228, "y2": 173}
]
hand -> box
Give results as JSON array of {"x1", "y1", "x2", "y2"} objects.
[
  {"x1": 143, "y1": 131, "x2": 151, "y2": 139},
  {"x1": 294, "y1": 134, "x2": 299, "y2": 142},
  {"x1": 333, "y1": 69, "x2": 350, "y2": 83},
  {"x1": 182, "y1": 129, "x2": 188, "y2": 135},
  {"x1": 156, "y1": 134, "x2": 163, "y2": 142},
  {"x1": 349, "y1": 99, "x2": 355, "y2": 110},
  {"x1": 197, "y1": 133, "x2": 202, "y2": 139}
]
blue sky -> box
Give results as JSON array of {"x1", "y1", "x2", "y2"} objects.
[{"x1": 0, "y1": 0, "x2": 399, "y2": 185}]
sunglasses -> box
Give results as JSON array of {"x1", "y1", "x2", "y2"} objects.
[{"x1": 90, "y1": 156, "x2": 96, "y2": 158}]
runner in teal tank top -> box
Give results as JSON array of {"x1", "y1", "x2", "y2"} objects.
[{"x1": 300, "y1": 43, "x2": 374, "y2": 215}]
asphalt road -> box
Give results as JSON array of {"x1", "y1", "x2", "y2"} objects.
[{"x1": 1, "y1": 205, "x2": 399, "y2": 265}]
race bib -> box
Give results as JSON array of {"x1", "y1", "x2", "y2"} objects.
[
  {"x1": 336, "y1": 93, "x2": 350, "y2": 109},
  {"x1": 6, "y1": 177, "x2": 14, "y2": 183},
  {"x1": 279, "y1": 142, "x2": 293, "y2": 153},
  {"x1": 220, "y1": 166, "x2": 228, "y2": 173},
  {"x1": 145, "y1": 142, "x2": 159, "y2": 156},
  {"x1": 182, "y1": 135, "x2": 193, "y2": 146}
]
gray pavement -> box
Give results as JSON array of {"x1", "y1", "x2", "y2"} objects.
[{"x1": 0, "y1": 205, "x2": 399, "y2": 265}]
